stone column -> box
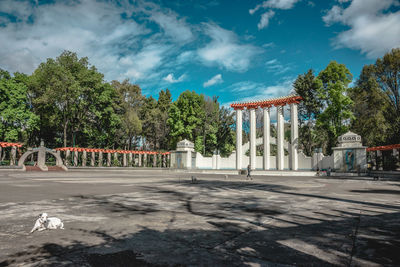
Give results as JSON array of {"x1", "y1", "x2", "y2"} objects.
[
  {"x1": 123, "y1": 153, "x2": 127, "y2": 167},
  {"x1": 82, "y1": 150, "x2": 87, "y2": 167},
  {"x1": 129, "y1": 153, "x2": 133, "y2": 167},
  {"x1": 98, "y1": 151, "x2": 103, "y2": 167},
  {"x1": 249, "y1": 108, "x2": 256, "y2": 170},
  {"x1": 107, "y1": 152, "x2": 111, "y2": 167},
  {"x1": 113, "y1": 152, "x2": 118, "y2": 166},
  {"x1": 65, "y1": 150, "x2": 70, "y2": 166},
  {"x1": 276, "y1": 105, "x2": 284, "y2": 170},
  {"x1": 91, "y1": 152, "x2": 95, "y2": 166},
  {"x1": 10, "y1": 146, "x2": 17, "y2": 166},
  {"x1": 144, "y1": 153, "x2": 147, "y2": 167},
  {"x1": 290, "y1": 103, "x2": 299, "y2": 170},
  {"x1": 0, "y1": 146, "x2": 2, "y2": 162},
  {"x1": 235, "y1": 108, "x2": 243, "y2": 170},
  {"x1": 153, "y1": 154, "x2": 156, "y2": 167},
  {"x1": 138, "y1": 154, "x2": 142, "y2": 167},
  {"x1": 263, "y1": 107, "x2": 270, "y2": 170},
  {"x1": 73, "y1": 151, "x2": 78, "y2": 166},
  {"x1": 56, "y1": 150, "x2": 62, "y2": 166}
]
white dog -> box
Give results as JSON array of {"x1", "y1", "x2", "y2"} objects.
[
  {"x1": 30, "y1": 213, "x2": 47, "y2": 233},
  {"x1": 30, "y1": 213, "x2": 64, "y2": 233}
]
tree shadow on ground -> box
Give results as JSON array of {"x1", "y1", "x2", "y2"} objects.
[
  {"x1": 349, "y1": 189, "x2": 400, "y2": 195},
  {"x1": 1, "y1": 205, "x2": 399, "y2": 266}
]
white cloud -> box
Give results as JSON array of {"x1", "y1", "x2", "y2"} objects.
[
  {"x1": 198, "y1": 23, "x2": 262, "y2": 72},
  {"x1": 147, "y1": 10, "x2": 194, "y2": 43},
  {"x1": 265, "y1": 59, "x2": 291, "y2": 75},
  {"x1": 163, "y1": 73, "x2": 186, "y2": 83},
  {"x1": 203, "y1": 74, "x2": 223, "y2": 87},
  {"x1": 323, "y1": 0, "x2": 400, "y2": 58},
  {"x1": 250, "y1": 0, "x2": 300, "y2": 14},
  {"x1": 0, "y1": 0, "x2": 194, "y2": 88},
  {"x1": 258, "y1": 10, "x2": 275, "y2": 29}
]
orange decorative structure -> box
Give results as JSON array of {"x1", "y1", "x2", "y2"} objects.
[
  {"x1": 0, "y1": 142, "x2": 23, "y2": 148},
  {"x1": 367, "y1": 144, "x2": 400, "y2": 152},
  {"x1": 230, "y1": 95, "x2": 302, "y2": 110},
  {"x1": 55, "y1": 147, "x2": 169, "y2": 155}
]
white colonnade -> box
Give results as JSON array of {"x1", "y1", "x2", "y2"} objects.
[{"x1": 232, "y1": 95, "x2": 301, "y2": 171}]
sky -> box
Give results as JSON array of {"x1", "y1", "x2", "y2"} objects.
[{"x1": 1, "y1": 0, "x2": 399, "y2": 107}]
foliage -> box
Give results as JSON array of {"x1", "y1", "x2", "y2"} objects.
[
  {"x1": 349, "y1": 65, "x2": 391, "y2": 146},
  {"x1": 28, "y1": 51, "x2": 120, "y2": 147},
  {"x1": 352, "y1": 48, "x2": 400, "y2": 145},
  {"x1": 0, "y1": 70, "x2": 39, "y2": 142},
  {"x1": 112, "y1": 80, "x2": 143, "y2": 150},
  {"x1": 317, "y1": 61, "x2": 354, "y2": 154},
  {"x1": 167, "y1": 90, "x2": 205, "y2": 150}
]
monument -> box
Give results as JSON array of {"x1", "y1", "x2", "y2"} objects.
[{"x1": 332, "y1": 131, "x2": 367, "y2": 172}]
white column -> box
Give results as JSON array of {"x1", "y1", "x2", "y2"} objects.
[
  {"x1": 235, "y1": 109, "x2": 243, "y2": 170},
  {"x1": 129, "y1": 153, "x2": 133, "y2": 166},
  {"x1": 91, "y1": 152, "x2": 95, "y2": 166},
  {"x1": 74, "y1": 151, "x2": 78, "y2": 166},
  {"x1": 138, "y1": 153, "x2": 142, "y2": 167},
  {"x1": 263, "y1": 107, "x2": 270, "y2": 170},
  {"x1": 277, "y1": 105, "x2": 284, "y2": 170},
  {"x1": 98, "y1": 152, "x2": 103, "y2": 167},
  {"x1": 290, "y1": 103, "x2": 299, "y2": 170},
  {"x1": 82, "y1": 150, "x2": 87, "y2": 167},
  {"x1": 107, "y1": 153, "x2": 111, "y2": 167},
  {"x1": 250, "y1": 108, "x2": 256, "y2": 170},
  {"x1": 123, "y1": 153, "x2": 127, "y2": 167},
  {"x1": 10, "y1": 146, "x2": 17, "y2": 166}
]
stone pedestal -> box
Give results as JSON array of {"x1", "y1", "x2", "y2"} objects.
[
  {"x1": 170, "y1": 139, "x2": 195, "y2": 169},
  {"x1": 333, "y1": 131, "x2": 367, "y2": 172}
]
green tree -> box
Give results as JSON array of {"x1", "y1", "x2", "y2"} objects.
[
  {"x1": 293, "y1": 69, "x2": 323, "y2": 155},
  {"x1": 0, "y1": 70, "x2": 39, "y2": 142},
  {"x1": 29, "y1": 51, "x2": 120, "y2": 148},
  {"x1": 167, "y1": 91, "x2": 205, "y2": 150},
  {"x1": 317, "y1": 61, "x2": 354, "y2": 154},
  {"x1": 157, "y1": 89, "x2": 172, "y2": 150},
  {"x1": 349, "y1": 65, "x2": 391, "y2": 146},
  {"x1": 372, "y1": 48, "x2": 400, "y2": 144},
  {"x1": 216, "y1": 106, "x2": 235, "y2": 157},
  {"x1": 112, "y1": 80, "x2": 144, "y2": 150}
]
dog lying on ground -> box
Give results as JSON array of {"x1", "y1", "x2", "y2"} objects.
[{"x1": 30, "y1": 213, "x2": 64, "y2": 233}]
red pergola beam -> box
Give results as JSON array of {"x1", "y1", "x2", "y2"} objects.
[
  {"x1": 230, "y1": 95, "x2": 302, "y2": 110},
  {"x1": 367, "y1": 144, "x2": 400, "y2": 152},
  {"x1": 0, "y1": 142, "x2": 23, "y2": 148},
  {"x1": 54, "y1": 147, "x2": 169, "y2": 154}
]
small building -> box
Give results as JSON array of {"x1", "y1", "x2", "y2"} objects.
[{"x1": 333, "y1": 131, "x2": 367, "y2": 172}]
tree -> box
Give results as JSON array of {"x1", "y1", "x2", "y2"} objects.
[
  {"x1": 29, "y1": 51, "x2": 120, "y2": 148},
  {"x1": 349, "y1": 65, "x2": 391, "y2": 146},
  {"x1": 216, "y1": 106, "x2": 235, "y2": 157},
  {"x1": 317, "y1": 61, "x2": 354, "y2": 154},
  {"x1": 370, "y1": 48, "x2": 400, "y2": 144},
  {"x1": 293, "y1": 69, "x2": 323, "y2": 155},
  {"x1": 167, "y1": 91, "x2": 205, "y2": 150},
  {"x1": 112, "y1": 80, "x2": 144, "y2": 150},
  {"x1": 157, "y1": 89, "x2": 172, "y2": 150},
  {"x1": 0, "y1": 70, "x2": 39, "y2": 142}
]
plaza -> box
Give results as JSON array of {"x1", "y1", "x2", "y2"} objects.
[{"x1": 0, "y1": 170, "x2": 399, "y2": 266}]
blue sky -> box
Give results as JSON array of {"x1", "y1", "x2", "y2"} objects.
[{"x1": 1, "y1": 0, "x2": 399, "y2": 107}]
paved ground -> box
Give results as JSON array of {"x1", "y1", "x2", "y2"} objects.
[{"x1": 0, "y1": 170, "x2": 399, "y2": 267}]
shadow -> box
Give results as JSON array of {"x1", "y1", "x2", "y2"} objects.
[
  {"x1": 349, "y1": 189, "x2": 400, "y2": 195},
  {"x1": 1, "y1": 211, "x2": 399, "y2": 266}
]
